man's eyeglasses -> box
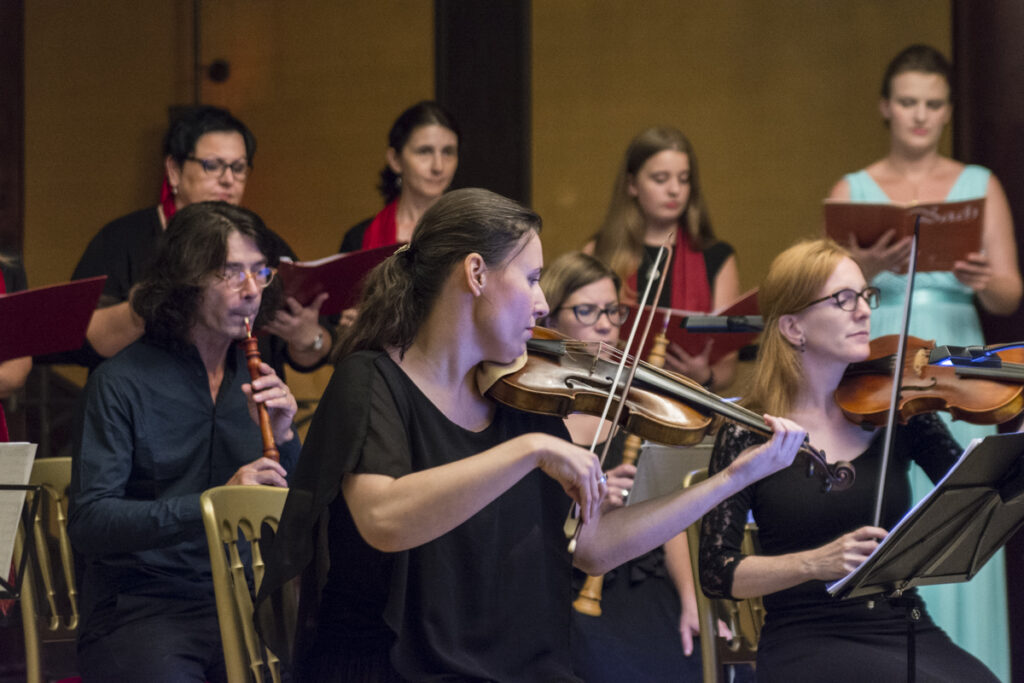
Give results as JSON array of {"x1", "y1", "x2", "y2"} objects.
[
  {"x1": 799, "y1": 286, "x2": 880, "y2": 312},
  {"x1": 220, "y1": 266, "x2": 275, "y2": 292},
  {"x1": 555, "y1": 303, "x2": 630, "y2": 327},
  {"x1": 186, "y1": 156, "x2": 250, "y2": 179}
]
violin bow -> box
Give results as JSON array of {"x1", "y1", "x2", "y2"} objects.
[
  {"x1": 567, "y1": 239, "x2": 674, "y2": 553},
  {"x1": 872, "y1": 216, "x2": 921, "y2": 526}
]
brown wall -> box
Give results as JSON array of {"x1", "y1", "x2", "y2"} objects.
[
  {"x1": 532, "y1": 1, "x2": 951, "y2": 290},
  {"x1": 23, "y1": 1, "x2": 433, "y2": 395},
  {"x1": 24, "y1": 0, "x2": 433, "y2": 287},
  {"x1": 24, "y1": 1, "x2": 951, "y2": 358}
]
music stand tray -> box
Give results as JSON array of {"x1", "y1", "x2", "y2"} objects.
[{"x1": 828, "y1": 431, "x2": 1024, "y2": 601}]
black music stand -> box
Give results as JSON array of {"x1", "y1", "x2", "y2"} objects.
[{"x1": 827, "y1": 431, "x2": 1024, "y2": 681}]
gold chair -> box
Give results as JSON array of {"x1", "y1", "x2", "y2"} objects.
[
  {"x1": 684, "y1": 467, "x2": 765, "y2": 683},
  {"x1": 12, "y1": 456, "x2": 79, "y2": 683},
  {"x1": 200, "y1": 485, "x2": 290, "y2": 683}
]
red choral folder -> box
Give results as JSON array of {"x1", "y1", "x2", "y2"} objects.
[
  {"x1": 823, "y1": 197, "x2": 984, "y2": 273},
  {"x1": 620, "y1": 288, "x2": 759, "y2": 365},
  {"x1": 0, "y1": 275, "x2": 106, "y2": 362},
  {"x1": 277, "y1": 244, "x2": 396, "y2": 316}
]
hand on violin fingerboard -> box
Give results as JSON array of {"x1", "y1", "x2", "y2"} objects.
[{"x1": 728, "y1": 415, "x2": 805, "y2": 487}]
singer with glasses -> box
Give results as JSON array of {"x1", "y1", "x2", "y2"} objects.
[
  {"x1": 540, "y1": 250, "x2": 710, "y2": 681},
  {"x1": 699, "y1": 238, "x2": 997, "y2": 682},
  {"x1": 68, "y1": 105, "x2": 333, "y2": 375},
  {"x1": 827, "y1": 45, "x2": 1021, "y2": 679}
]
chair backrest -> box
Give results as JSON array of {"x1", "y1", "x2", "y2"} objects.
[
  {"x1": 13, "y1": 456, "x2": 78, "y2": 683},
  {"x1": 683, "y1": 467, "x2": 765, "y2": 683},
  {"x1": 200, "y1": 485, "x2": 290, "y2": 683}
]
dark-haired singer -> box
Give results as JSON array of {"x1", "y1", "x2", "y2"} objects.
[{"x1": 69, "y1": 202, "x2": 300, "y2": 683}]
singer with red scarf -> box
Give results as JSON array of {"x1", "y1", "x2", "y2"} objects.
[
  {"x1": 67, "y1": 106, "x2": 332, "y2": 374},
  {"x1": 586, "y1": 126, "x2": 741, "y2": 392},
  {"x1": 339, "y1": 101, "x2": 460, "y2": 253}
]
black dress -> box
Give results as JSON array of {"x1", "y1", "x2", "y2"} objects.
[
  {"x1": 699, "y1": 415, "x2": 998, "y2": 683},
  {"x1": 570, "y1": 433, "x2": 704, "y2": 682},
  {"x1": 257, "y1": 351, "x2": 580, "y2": 682}
]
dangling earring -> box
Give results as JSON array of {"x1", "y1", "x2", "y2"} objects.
[
  {"x1": 798, "y1": 337, "x2": 806, "y2": 353},
  {"x1": 171, "y1": 185, "x2": 178, "y2": 196},
  {"x1": 395, "y1": 175, "x2": 402, "y2": 189}
]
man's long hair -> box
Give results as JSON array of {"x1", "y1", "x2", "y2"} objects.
[{"x1": 132, "y1": 201, "x2": 283, "y2": 351}]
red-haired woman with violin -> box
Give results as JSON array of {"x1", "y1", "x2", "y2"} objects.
[
  {"x1": 699, "y1": 239, "x2": 997, "y2": 682},
  {"x1": 256, "y1": 188, "x2": 804, "y2": 682}
]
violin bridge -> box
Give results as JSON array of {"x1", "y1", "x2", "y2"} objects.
[{"x1": 912, "y1": 348, "x2": 929, "y2": 377}]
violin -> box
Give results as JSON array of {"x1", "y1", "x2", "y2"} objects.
[
  {"x1": 485, "y1": 328, "x2": 855, "y2": 492},
  {"x1": 835, "y1": 335, "x2": 1024, "y2": 429}
]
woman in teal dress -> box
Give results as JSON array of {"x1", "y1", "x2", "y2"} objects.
[{"x1": 829, "y1": 45, "x2": 1021, "y2": 682}]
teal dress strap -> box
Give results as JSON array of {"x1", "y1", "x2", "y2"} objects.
[
  {"x1": 947, "y1": 164, "x2": 990, "y2": 200},
  {"x1": 843, "y1": 170, "x2": 889, "y2": 201}
]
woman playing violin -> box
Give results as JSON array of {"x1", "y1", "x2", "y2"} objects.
[
  {"x1": 699, "y1": 239, "x2": 997, "y2": 682},
  {"x1": 827, "y1": 45, "x2": 1018, "y2": 678},
  {"x1": 541, "y1": 251, "x2": 706, "y2": 682},
  {"x1": 256, "y1": 188, "x2": 804, "y2": 682}
]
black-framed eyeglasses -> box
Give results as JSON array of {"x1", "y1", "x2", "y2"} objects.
[
  {"x1": 799, "y1": 286, "x2": 880, "y2": 312},
  {"x1": 186, "y1": 156, "x2": 250, "y2": 179},
  {"x1": 220, "y1": 266, "x2": 275, "y2": 291},
  {"x1": 555, "y1": 303, "x2": 630, "y2": 326}
]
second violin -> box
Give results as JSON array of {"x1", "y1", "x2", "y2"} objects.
[{"x1": 835, "y1": 334, "x2": 1024, "y2": 429}]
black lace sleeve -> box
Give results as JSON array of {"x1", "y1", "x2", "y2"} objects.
[
  {"x1": 699, "y1": 423, "x2": 765, "y2": 600},
  {"x1": 904, "y1": 413, "x2": 963, "y2": 483}
]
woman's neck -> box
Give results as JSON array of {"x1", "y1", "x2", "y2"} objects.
[
  {"x1": 395, "y1": 191, "x2": 437, "y2": 243},
  {"x1": 788, "y1": 356, "x2": 848, "y2": 424},
  {"x1": 643, "y1": 220, "x2": 678, "y2": 247},
  {"x1": 885, "y1": 145, "x2": 942, "y2": 180},
  {"x1": 392, "y1": 304, "x2": 494, "y2": 431}
]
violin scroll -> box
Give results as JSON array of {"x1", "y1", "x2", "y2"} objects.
[{"x1": 801, "y1": 445, "x2": 855, "y2": 492}]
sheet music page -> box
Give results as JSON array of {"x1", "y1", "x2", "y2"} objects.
[
  {"x1": 0, "y1": 442, "x2": 38, "y2": 576},
  {"x1": 827, "y1": 437, "x2": 982, "y2": 595}
]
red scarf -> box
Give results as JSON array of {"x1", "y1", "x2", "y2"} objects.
[
  {"x1": 625, "y1": 230, "x2": 711, "y2": 311},
  {"x1": 361, "y1": 200, "x2": 400, "y2": 249},
  {"x1": 160, "y1": 176, "x2": 178, "y2": 222}
]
